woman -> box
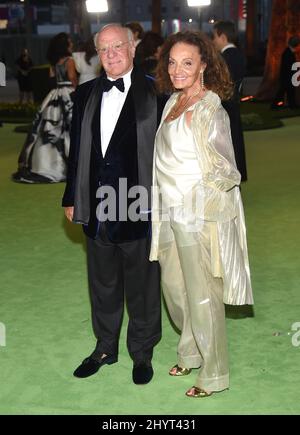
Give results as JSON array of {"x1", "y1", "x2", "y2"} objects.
[
  {"x1": 150, "y1": 31, "x2": 253, "y2": 397},
  {"x1": 135, "y1": 31, "x2": 164, "y2": 77},
  {"x1": 12, "y1": 33, "x2": 78, "y2": 184},
  {"x1": 15, "y1": 48, "x2": 34, "y2": 104},
  {"x1": 72, "y1": 36, "x2": 100, "y2": 85}
]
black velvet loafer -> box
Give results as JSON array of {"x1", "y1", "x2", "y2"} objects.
[
  {"x1": 73, "y1": 354, "x2": 118, "y2": 378},
  {"x1": 132, "y1": 362, "x2": 153, "y2": 385}
]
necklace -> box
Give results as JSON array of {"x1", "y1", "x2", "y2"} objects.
[{"x1": 169, "y1": 88, "x2": 203, "y2": 120}]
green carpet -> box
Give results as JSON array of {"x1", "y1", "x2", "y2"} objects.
[{"x1": 0, "y1": 120, "x2": 300, "y2": 415}]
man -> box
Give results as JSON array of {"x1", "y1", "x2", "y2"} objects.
[
  {"x1": 124, "y1": 22, "x2": 144, "y2": 48},
  {"x1": 271, "y1": 36, "x2": 300, "y2": 110},
  {"x1": 213, "y1": 21, "x2": 248, "y2": 182},
  {"x1": 124, "y1": 22, "x2": 145, "y2": 66},
  {"x1": 62, "y1": 24, "x2": 166, "y2": 385}
]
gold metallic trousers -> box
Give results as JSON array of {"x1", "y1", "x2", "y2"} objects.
[{"x1": 158, "y1": 219, "x2": 229, "y2": 392}]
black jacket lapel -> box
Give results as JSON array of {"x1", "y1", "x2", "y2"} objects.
[
  {"x1": 91, "y1": 99, "x2": 102, "y2": 157},
  {"x1": 131, "y1": 67, "x2": 157, "y2": 197}
]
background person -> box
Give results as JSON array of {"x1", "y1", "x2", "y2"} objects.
[
  {"x1": 271, "y1": 36, "x2": 300, "y2": 110},
  {"x1": 212, "y1": 21, "x2": 248, "y2": 182},
  {"x1": 12, "y1": 33, "x2": 77, "y2": 184},
  {"x1": 135, "y1": 31, "x2": 164, "y2": 77},
  {"x1": 124, "y1": 21, "x2": 145, "y2": 65},
  {"x1": 124, "y1": 21, "x2": 145, "y2": 48},
  {"x1": 73, "y1": 36, "x2": 101, "y2": 85},
  {"x1": 15, "y1": 48, "x2": 34, "y2": 104}
]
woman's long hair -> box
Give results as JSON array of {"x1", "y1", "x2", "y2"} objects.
[
  {"x1": 47, "y1": 32, "x2": 71, "y2": 66},
  {"x1": 83, "y1": 36, "x2": 97, "y2": 65},
  {"x1": 156, "y1": 31, "x2": 233, "y2": 100}
]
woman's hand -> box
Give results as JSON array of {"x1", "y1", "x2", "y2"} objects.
[{"x1": 64, "y1": 206, "x2": 74, "y2": 222}]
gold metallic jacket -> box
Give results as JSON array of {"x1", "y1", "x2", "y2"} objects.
[{"x1": 150, "y1": 90, "x2": 254, "y2": 306}]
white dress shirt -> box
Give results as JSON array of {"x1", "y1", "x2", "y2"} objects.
[
  {"x1": 221, "y1": 43, "x2": 236, "y2": 53},
  {"x1": 100, "y1": 68, "x2": 133, "y2": 156}
]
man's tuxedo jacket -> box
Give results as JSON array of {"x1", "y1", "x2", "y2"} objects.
[{"x1": 62, "y1": 67, "x2": 167, "y2": 241}]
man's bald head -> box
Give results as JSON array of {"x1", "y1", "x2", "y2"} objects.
[
  {"x1": 94, "y1": 24, "x2": 135, "y2": 79},
  {"x1": 94, "y1": 24, "x2": 133, "y2": 51}
]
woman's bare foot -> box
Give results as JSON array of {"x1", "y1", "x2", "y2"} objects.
[
  {"x1": 185, "y1": 386, "x2": 212, "y2": 398},
  {"x1": 169, "y1": 365, "x2": 192, "y2": 376}
]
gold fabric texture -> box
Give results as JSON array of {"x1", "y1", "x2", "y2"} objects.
[{"x1": 150, "y1": 90, "x2": 253, "y2": 306}]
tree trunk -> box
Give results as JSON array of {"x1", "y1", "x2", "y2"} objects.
[
  {"x1": 152, "y1": 0, "x2": 161, "y2": 35},
  {"x1": 256, "y1": 0, "x2": 300, "y2": 100},
  {"x1": 286, "y1": 0, "x2": 300, "y2": 36},
  {"x1": 245, "y1": 0, "x2": 256, "y2": 60}
]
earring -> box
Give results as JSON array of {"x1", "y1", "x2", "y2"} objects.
[{"x1": 200, "y1": 70, "x2": 205, "y2": 90}]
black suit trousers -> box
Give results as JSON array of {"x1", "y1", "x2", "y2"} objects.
[
  {"x1": 273, "y1": 80, "x2": 297, "y2": 109},
  {"x1": 222, "y1": 99, "x2": 248, "y2": 182},
  {"x1": 86, "y1": 225, "x2": 162, "y2": 363}
]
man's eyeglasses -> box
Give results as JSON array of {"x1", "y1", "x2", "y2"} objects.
[{"x1": 97, "y1": 40, "x2": 130, "y2": 55}]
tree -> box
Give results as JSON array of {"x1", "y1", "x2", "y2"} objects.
[
  {"x1": 256, "y1": 0, "x2": 300, "y2": 100},
  {"x1": 245, "y1": 0, "x2": 257, "y2": 61},
  {"x1": 152, "y1": 0, "x2": 161, "y2": 35}
]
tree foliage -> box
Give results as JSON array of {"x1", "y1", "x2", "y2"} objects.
[{"x1": 256, "y1": 0, "x2": 300, "y2": 100}]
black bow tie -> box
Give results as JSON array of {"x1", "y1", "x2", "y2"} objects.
[{"x1": 102, "y1": 77, "x2": 125, "y2": 93}]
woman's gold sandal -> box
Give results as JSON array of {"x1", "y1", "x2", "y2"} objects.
[
  {"x1": 185, "y1": 386, "x2": 212, "y2": 398},
  {"x1": 169, "y1": 364, "x2": 192, "y2": 376}
]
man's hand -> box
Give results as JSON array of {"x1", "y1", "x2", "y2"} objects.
[{"x1": 64, "y1": 206, "x2": 74, "y2": 222}]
